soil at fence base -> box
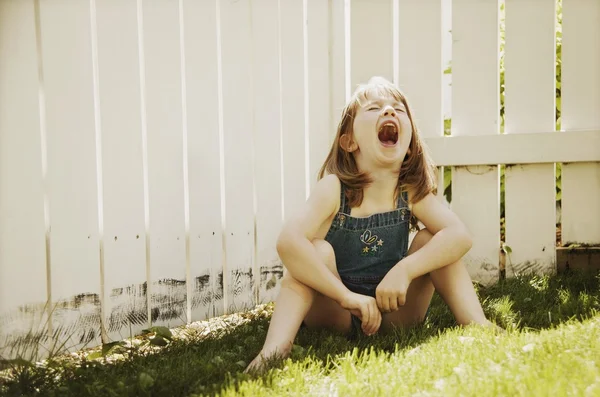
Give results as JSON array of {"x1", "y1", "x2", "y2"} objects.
[{"x1": 557, "y1": 247, "x2": 600, "y2": 273}]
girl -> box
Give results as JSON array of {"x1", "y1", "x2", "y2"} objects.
[{"x1": 246, "y1": 76, "x2": 495, "y2": 372}]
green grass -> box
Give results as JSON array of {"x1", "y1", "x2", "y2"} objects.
[{"x1": 1, "y1": 270, "x2": 599, "y2": 397}]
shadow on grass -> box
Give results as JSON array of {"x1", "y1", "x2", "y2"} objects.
[{"x1": 1, "y1": 270, "x2": 598, "y2": 397}]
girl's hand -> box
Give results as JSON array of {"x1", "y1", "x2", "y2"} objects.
[
  {"x1": 375, "y1": 265, "x2": 411, "y2": 312},
  {"x1": 340, "y1": 292, "x2": 381, "y2": 335}
]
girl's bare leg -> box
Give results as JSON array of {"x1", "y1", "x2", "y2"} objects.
[
  {"x1": 382, "y1": 229, "x2": 491, "y2": 330},
  {"x1": 245, "y1": 239, "x2": 351, "y2": 372}
]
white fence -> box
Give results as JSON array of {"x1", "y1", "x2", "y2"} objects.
[{"x1": 1, "y1": 0, "x2": 599, "y2": 360}]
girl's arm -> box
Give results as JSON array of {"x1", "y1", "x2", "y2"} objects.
[
  {"x1": 402, "y1": 192, "x2": 473, "y2": 280},
  {"x1": 277, "y1": 174, "x2": 382, "y2": 335},
  {"x1": 275, "y1": 174, "x2": 350, "y2": 303}
]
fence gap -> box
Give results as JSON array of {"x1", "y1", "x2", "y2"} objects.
[
  {"x1": 177, "y1": 0, "x2": 192, "y2": 324},
  {"x1": 135, "y1": 0, "x2": 152, "y2": 330},
  {"x1": 34, "y1": 0, "x2": 53, "y2": 339},
  {"x1": 277, "y1": 0, "x2": 285, "y2": 224},
  {"x1": 89, "y1": 0, "x2": 108, "y2": 343},
  {"x1": 441, "y1": 0, "x2": 451, "y2": 206},
  {"x1": 554, "y1": 0, "x2": 562, "y2": 250},
  {"x1": 303, "y1": 0, "x2": 311, "y2": 199},
  {"x1": 500, "y1": 164, "x2": 506, "y2": 279}
]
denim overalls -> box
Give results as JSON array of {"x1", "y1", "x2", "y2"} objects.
[{"x1": 324, "y1": 182, "x2": 412, "y2": 337}]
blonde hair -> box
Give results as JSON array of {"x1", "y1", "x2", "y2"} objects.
[{"x1": 318, "y1": 77, "x2": 437, "y2": 225}]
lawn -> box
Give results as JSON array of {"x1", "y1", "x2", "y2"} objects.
[{"x1": 1, "y1": 270, "x2": 599, "y2": 397}]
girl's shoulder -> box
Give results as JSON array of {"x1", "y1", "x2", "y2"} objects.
[
  {"x1": 306, "y1": 173, "x2": 342, "y2": 218},
  {"x1": 315, "y1": 173, "x2": 342, "y2": 204}
]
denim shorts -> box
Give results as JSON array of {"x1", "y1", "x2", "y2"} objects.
[{"x1": 341, "y1": 275, "x2": 382, "y2": 339}]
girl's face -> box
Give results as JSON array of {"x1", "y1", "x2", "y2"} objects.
[{"x1": 343, "y1": 93, "x2": 413, "y2": 170}]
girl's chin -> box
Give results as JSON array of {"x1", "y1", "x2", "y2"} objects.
[{"x1": 375, "y1": 151, "x2": 404, "y2": 166}]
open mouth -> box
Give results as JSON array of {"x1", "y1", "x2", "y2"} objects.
[{"x1": 378, "y1": 121, "x2": 398, "y2": 147}]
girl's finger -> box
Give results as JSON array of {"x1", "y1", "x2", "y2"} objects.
[
  {"x1": 361, "y1": 303, "x2": 370, "y2": 334},
  {"x1": 380, "y1": 294, "x2": 390, "y2": 313}
]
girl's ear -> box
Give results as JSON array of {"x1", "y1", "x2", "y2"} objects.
[{"x1": 340, "y1": 134, "x2": 358, "y2": 152}]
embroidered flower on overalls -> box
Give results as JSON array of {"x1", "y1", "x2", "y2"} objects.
[{"x1": 360, "y1": 230, "x2": 383, "y2": 256}]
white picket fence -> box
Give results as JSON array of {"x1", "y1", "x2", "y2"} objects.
[{"x1": 1, "y1": 0, "x2": 599, "y2": 361}]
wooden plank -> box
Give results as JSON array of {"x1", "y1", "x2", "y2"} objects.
[
  {"x1": 561, "y1": 162, "x2": 600, "y2": 245},
  {"x1": 94, "y1": 0, "x2": 148, "y2": 341},
  {"x1": 504, "y1": 0, "x2": 556, "y2": 277},
  {"x1": 397, "y1": 0, "x2": 444, "y2": 245},
  {"x1": 220, "y1": 0, "x2": 256, "y2": 314},
  {"x1": 38, "y1": 0, "x2": 102, "y2": 352},
  {"x1": 560, "y1": 0, "x2": 600, "y2": 246},
  {"x1": 504, "y1": 164, "x2": 556, "y2": 276},
  {"x1": 140, "y1": 0, "x2": 187, "y2": 326},
  {"x1": 350, "y1": 0, "x2": 394, "y2": 88},
  {"x1": 307, "y1": 0, "x2": 332, "y2": 191},
  {"x1": 251, "y1": 0, "x2": 284, "y2": 305},
  {"x1": 329, "y1": 0, "x2": 347, "y2": 142},
  {"x1": 0, "y1": 0, "x2": 48, "y2": 360},
  {"x1": 181, "y1": 0, "x2": 225, "y2": 321},
  {"x1": 557, "y1": 247, "x2": 600, "y2": 273},
  {"x1": 450, "y1": 0, "x2": 500, "y2": 286},
  {"x1": 424, "y1": 130, "x2": 600, "y2": 166},
  {"x1": 397, "y1": 0, "x2": 443, "y2": 140},
  {"x1": 280, "y1": 0, "x2": 307, "y2": 220}
]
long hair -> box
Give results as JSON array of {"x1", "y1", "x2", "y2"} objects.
[{"x1": 318, "y1": 77, "x2": 437, "y2": 227}]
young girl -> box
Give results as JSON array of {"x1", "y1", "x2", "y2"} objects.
[{"x1": 246, "y1": 76, "x2": 495, "y2": 372}]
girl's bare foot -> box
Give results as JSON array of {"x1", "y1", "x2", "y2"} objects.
[{"x1": 244, "y1": 347, "x2": 290, "y2": 374}]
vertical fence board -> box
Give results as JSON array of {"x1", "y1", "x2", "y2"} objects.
[
  {"x1": 397, "y1": 0, "x2": 442, "y2": 140},
  {"x1": 141, "y1": 0, "x2": 187, "y2": 326},
  {"x1": 397, "y1": 0, "x2": 443, "y2": 245},
  {"x1": 95, "y1": 0, "x2": 148, "y2": 342},
  {"x1": 252, "y1": 0, "x2": 284, "y2": 304},
  {"x1": 39, "y1": 0, "x2": 102, "y2": 352},
  {"x1": 280, "y1": 0, "x2": 307, "y2": 220},
  {"x1": 450, "y1": 0, "x2": 500, "y2": 286},
  {"x1": 504, "y1": 0, "x2": 556, "y2": 276},
  {"x1": 0, "y1": 0, "x2": 48, "y2": 360},
  {"x1": 329, "y1": 0, "x2": 347, "y2": 143},
  {"x1": 307, "y1": 0, "x2": 332, "y2": 189},
  {"x1": 182, "y1": 0, "x2": 225, "y2": 321},
  {"x1": 220, "y1": 0, "x2": 256, "y2": 313},
  {"x1": 561, "y1": 0, "x2": 600, "y2": 246},
  {"x1": 350, "y1": 0, "x2": 394, "y2": 88}
]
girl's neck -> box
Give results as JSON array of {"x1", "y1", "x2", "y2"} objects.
[
  {"x1": 347, "y1": 168, "x2": 400, "y2": 217},
  {"x1": 363, "y1": 169, "x2": 398, "y2": 202}
]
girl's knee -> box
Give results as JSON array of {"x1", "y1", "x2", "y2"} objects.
[
  {"x1": 280, "y1": 273, "x2": 315, "y2": 298},
  {"x1": 311, "y1": 239, "x2": 336, "y2": 270}
]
